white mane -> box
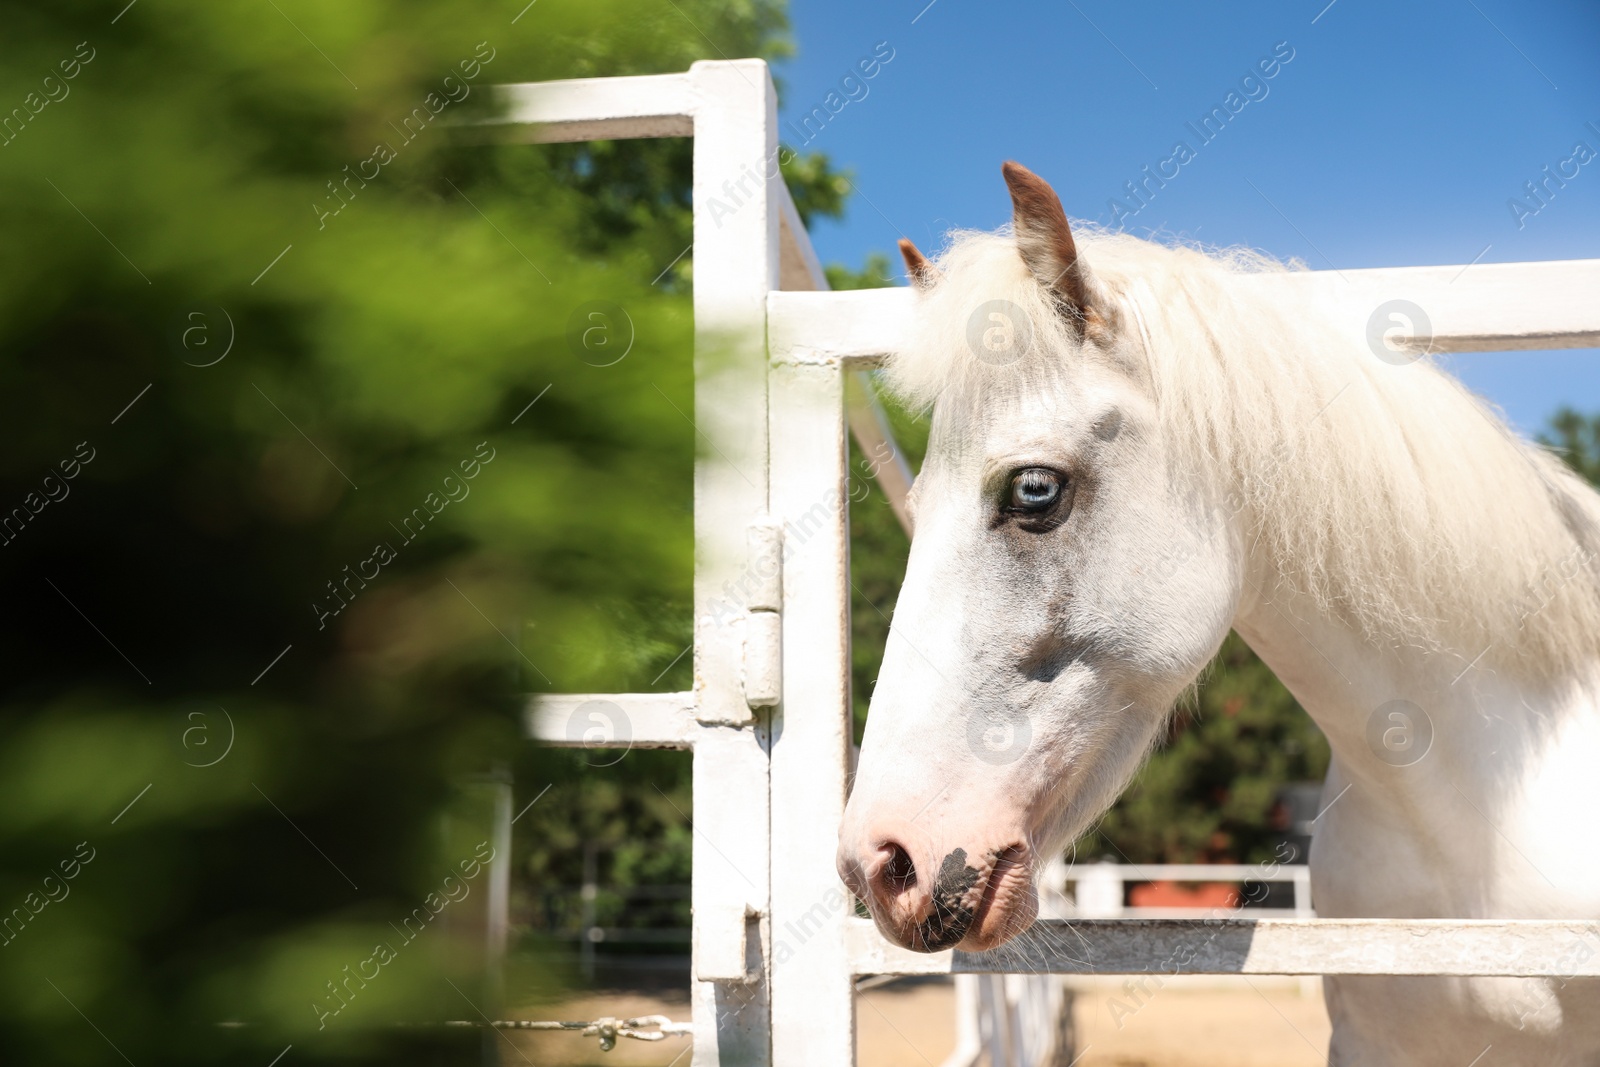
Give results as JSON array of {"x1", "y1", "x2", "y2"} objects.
[{"x1": 885, "y1": 229, "x2": 1600, "y2": 674}]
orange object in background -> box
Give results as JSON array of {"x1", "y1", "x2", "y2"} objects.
[{"x1": 1129, "y1": 881, "x2": 1240, "y2": 909}]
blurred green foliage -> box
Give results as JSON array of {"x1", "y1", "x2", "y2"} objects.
[
  {"x1": 1538, "y1": 406, "x2": 1600, "y2": 486},
  {"x1": 825, "y1": 250, "x2": 894, "y2": 291},
  {"x1": 0, "y1": 0, "x2": 860, "y2": 1060}
]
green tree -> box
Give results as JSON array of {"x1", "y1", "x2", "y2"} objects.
[
  {"x1": 1538, "y1": 406, "x2": 1600, "y2": 487},
  {"x1": 827, "y1": 251, "x2": 894, "y2": 291}
]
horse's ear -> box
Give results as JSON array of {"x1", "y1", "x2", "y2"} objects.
[
  {"x1": 898, "y1": 237, "x2": 939, "y2": 291},
  {"x1": 1001, "y1": 161, "x2": 1098, "y2": 323}
]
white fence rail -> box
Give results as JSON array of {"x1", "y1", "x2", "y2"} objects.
[
  {"x1": 499, "y1": 58, "x2": 1600, "y2": 1067},
  {"x1": 767, "y1": 259, "x2": 1600, "y2": 368},
  {"x1": 849, "y1": 918, "x2": 1600, "y2": 978}
]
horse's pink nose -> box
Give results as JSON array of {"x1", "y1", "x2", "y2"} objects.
[
  {"x1": 839, "y1": 824, "x2": 1039, "y2": 952},
  {"x1": 863, "y1": 838, "x2": 920, "y2": 911},
  {"x1": 840, "y1": 835, "x2": 921, "y2": 912},
  {"x1": 840, "y1": 835, "x2": 906, "y2": 899},
  {"x1": 839, "y1": 834, "x2": 981, "y2": 951}
]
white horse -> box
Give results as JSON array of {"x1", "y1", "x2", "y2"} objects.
[{"x1": 836, "y1": 161, "x2": 1600, "y2": 1064}]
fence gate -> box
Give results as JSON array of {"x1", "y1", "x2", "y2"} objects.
[
  {"x1": 515, "y1": 58, "x2": 870, "y2": 1066},
  {"x1": 508, "y1": 59, "x2": 1600, "y2": 1067}
]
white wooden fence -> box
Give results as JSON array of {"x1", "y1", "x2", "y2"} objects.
[{"x1": 505, "y1": 59, "x2": 1600, "y2": 1066}]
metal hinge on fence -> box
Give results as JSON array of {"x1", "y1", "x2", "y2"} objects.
[
  {"x1": 743, "y1": 521, "x2": 783, "y2": 708},
  {"x1": 695, "y1": 901, "x2": 761, "y2": 983}
]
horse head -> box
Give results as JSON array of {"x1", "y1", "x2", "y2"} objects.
[{"x1": 836, "y1": 163, "x2": 1242, "y2": 952}]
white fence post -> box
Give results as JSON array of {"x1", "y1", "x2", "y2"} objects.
[
  {"x1": 1293, "y1": 865, "x2": 1313, "y2": 917},
  {"x1": 768, "y1": 358, "x2": 855, "y2": 1066},
  {"x1": 1076, "y1": 862, "x2": 1125, "y2": 919},
  {"x1": 687, "y1": 58, "x2": 781, "y2": 1067}
]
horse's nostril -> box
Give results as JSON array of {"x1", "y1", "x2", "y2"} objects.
[{"x1": 880, "y1": 841, "x2": 916, "y2": 895}]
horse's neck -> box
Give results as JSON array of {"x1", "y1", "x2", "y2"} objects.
[
  {"x1": 1232, "y1": 583, "x2": 1479, "y2": 776},
  {"x1": 1232, "y1": 566, "x2": 1575, "y2": 784},
  {"x1": 1232, "y1": 571, "x2": 1600, "y2": 915}
]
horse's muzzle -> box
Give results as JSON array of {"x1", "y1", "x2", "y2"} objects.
[{"x1": 838, "y1": 837, "x2": 1038, "y2": 953}]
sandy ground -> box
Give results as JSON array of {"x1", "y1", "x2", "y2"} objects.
[
  {"x1": 1065, "y1": 979, "x2": 1331, "y2": 1067},
  {"x1": 512, "y1": 978, "x2": 1332, "y2": 1066},
  {"x1": 859, "y1": 978, "x2": 1332, "y2": 1067}
]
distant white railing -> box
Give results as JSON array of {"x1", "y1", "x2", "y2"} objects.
[{"x1": 1061, "y1": 860, "x2": 1314, "y2": 919}]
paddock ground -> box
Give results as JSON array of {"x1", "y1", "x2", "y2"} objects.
[{"x1": 512, "y1": 976, "x2": 1333, "y2": 1066}]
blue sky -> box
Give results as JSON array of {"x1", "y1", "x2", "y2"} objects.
[{"x1": 774, "y1": 0, "x2": 1600, "y2": 435}]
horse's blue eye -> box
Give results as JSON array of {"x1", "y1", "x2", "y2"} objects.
[{"x1": 1009, "y1": 469, "x2": 1062, "y2": 511}]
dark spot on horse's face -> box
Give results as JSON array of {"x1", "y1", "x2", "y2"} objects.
[{"x1": 915, "y1": 848, "x2": 983, "y2": 950}]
